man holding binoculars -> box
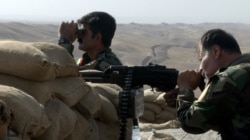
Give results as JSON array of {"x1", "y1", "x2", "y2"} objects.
[{"x1": 58, "y1": 11, "x2": 122, "y2": 71}]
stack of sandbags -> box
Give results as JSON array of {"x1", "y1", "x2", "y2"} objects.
[
  {"x1": 85, "y1": 83, "x2": 122, "y2": 140},
  {"x1": 0, "y1": 40, "x2": 79, "y2": 81},
  {"x1": 29, "y1": 42, "x2": 100, "y2": 139},
  {"x1": 0, "y1": 40, "x2": 124, "y2": 140},
  {"x1": 0, "y1": 74, "x2": 52, "y2": 105},
  {"x1": 139, "y1": 88, "x2": 181, "y2": 131},
  {"x1": 0, "y1": 40, "x2": 93, "y2": 139},
  {"x1": 0, "y1": 40, "x2": 56, "y2": 139},
  {"x1": 0, "y1": 40, "x2": 84, "y2": 105},
  {"x1": 59, "y1": 82, "x2": 122, "y2": 140},
  {"x1": 0, "y1": 85, "x2": 51, "y2": 140},
  {"x1": 31, "y1": 42, "x2": 80, "y2": 78},
  {"x1": 33, "y1": 99, "x2": 84, "y2": 140}
]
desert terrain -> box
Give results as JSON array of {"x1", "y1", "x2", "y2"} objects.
[
  {"x1": 0, "y1": 22, "x2": 250, "y2": 139},
  {"x1": 1, "y1": 22, "x2": 250, "y2": 70}
]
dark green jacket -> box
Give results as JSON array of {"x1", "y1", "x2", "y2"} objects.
[
  {"x1": 177, "y1": 54, "x2": 250, "y2": 139},
  {"x1": 59, "y1": 43, "x2": 122, "y2": 71},
  {"x1": 78, "y1": 48, "x2": 122, "y2": 71}
]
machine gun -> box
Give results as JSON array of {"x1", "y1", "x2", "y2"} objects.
[{"x1": 80, "y1": 65, "x2": 179, "y2": 140}]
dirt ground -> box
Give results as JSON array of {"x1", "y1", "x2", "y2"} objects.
[{"x1": 140, "y1": 128, "x2": 221, "y2": 140}]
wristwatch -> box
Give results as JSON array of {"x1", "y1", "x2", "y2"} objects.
[{"x1": 58, "y1": 38, "x2": 70, "y2": 45}]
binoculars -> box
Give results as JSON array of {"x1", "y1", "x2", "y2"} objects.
[{"x1": 75, "y1": 24, "x2": 85, "y2": 36}]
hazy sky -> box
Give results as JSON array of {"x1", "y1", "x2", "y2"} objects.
[{"x1": 1, "y1": 0, "x2": 249, "y2": 24}]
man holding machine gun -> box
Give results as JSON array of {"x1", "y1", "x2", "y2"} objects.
[
  {"x1": 58, "y1": 11, "x2": 122, "y2": 70},
  {"x1": 165, "y1": 29, "x2": 250, "y2": 139}
]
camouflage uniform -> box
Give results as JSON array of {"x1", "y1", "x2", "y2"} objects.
[
  {"x1": 77, "y1": 48, "x2": 122, "y2": 71},
  {"x1": 177, "y1": 54, "x2": 250, "y2": 140},
  {"x1": 59, "y1": 43, "x2": 122, "y2": 71}
]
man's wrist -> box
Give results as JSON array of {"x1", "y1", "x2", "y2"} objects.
[
  {"x1": 177, "y1": 89, "x2": 195, "y2": 102},
  {"x1": 58, "y1": 38, "x2": 71, "y2": 45}
]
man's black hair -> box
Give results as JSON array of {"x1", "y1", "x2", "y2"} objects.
[
  {"x1": 201, "y1": 29, "x2": 241, "y2": 54},
  {"x1": 78, "y1": 11, "x2": 116, "y2": 47}
]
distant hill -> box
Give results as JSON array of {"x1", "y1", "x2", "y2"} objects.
[{"x1": 1, "y1": 22, "x2": 250, "y2": 70}]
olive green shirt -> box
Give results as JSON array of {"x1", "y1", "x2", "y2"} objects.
[
  {"x1": 59, "y1": 43, "x2": 122, "y2": 71},
  {"x1": 177, "y1": 54, "x2": 250, "y2": 139}
]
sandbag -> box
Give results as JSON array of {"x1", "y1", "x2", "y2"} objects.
[
  {"x1": 95, "y1": 120, "x2": 120, "y2": 140},
  {"x1": 0, "y1": 40, "x2": 55, "y2": 81},
  {"x1": 93, "y1": 94, "x2": 119, "y2": 123},
  {"x1": 0, "y1": 74, "x2": 52, "y2": 105},
  {"x1": 144, "y1": 89, "x2": 161, "y2": 102},
  {"x1": 31, "y1": 42, "x2": 79, "y2": 77},
  {"x1": 0, "y1": 85, "x2": 51, "y2": 138},
  {"x1": 144, "y1": 102, "x2": 162, "y2": 114},
  {"x1": 155, "y1": 110, "x2": 176, "y2": 121},
  {"x1": 73, "y1": 86, "x2": 102, "y2": 118},
  {"x1": 155, "y1": 119, "x2": 167, "y2": 124},
  {"x1": 153, "y1": 93, "x2": 166, "y2": 105},
  {"x1": 50, "y1": 77, "x2": 91, "y2": 107},
  {"x1": 64, "y1": 110, "x2": 93, "y2": 140},
  {"x1": 140, "y1": 110, "x2": 155, "y2": 122},
  {"x1": 87, "y1": 83, "x2": 119, "y2": 107},
  {"x1": 86, "y1": 118, "x2": 100, "y2": 140},
  {"x1": 0, "y1": 100, "x2": 11, "y2": 140},
  {"x1": 33, "y1": 99, "x2": 77, "y2": 140},
  {"x1": 161, "y1": 105, "x2": 177, "y2": 115},
  {"x1": 100, "y1": 83, "x2": 122, "y2": 92}
]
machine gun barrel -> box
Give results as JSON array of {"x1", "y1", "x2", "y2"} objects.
[{"x1": 80, "y1": 65, "x2": 179, "y2": 92}]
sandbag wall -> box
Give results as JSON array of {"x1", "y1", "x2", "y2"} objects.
[
  {"x1": 0, "y1": 40, "x2": 121, "y2": 140},
  {"x1": 139, "y1": 89, "x2": 181, "y2": 131}
]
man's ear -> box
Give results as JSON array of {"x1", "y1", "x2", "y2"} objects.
[
  {"x1": 212, "y1": 45, "x2": 221, "y2": 59},
  {"x1": 95, "y1": 33, "x2": 102, "y2": 41}
]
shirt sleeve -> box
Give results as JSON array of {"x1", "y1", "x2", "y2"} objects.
[
  {"x1": 176, "y1": 89, "x2": 209, "y2": 133},
  {"x1": 176, "y1": 73, "x2": 243, "y2": 134},
  {"x1": 59, "y1": 43, "x2": 74, "y2": 56}
]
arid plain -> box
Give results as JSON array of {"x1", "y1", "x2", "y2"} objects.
[{"x1": 1, "y1": 22, "x2": 250, "y2": 71}]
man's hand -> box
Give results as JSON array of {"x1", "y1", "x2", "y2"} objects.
[
  {"x1": 177, "y1": 70, "x2": 202, "y2": 91},
  {"x1": 58, "y1": 21, "x2": 77, "y2": 43},
  {"x1": 163, "y1": 88, "x2": 179, "y2": 107}
]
